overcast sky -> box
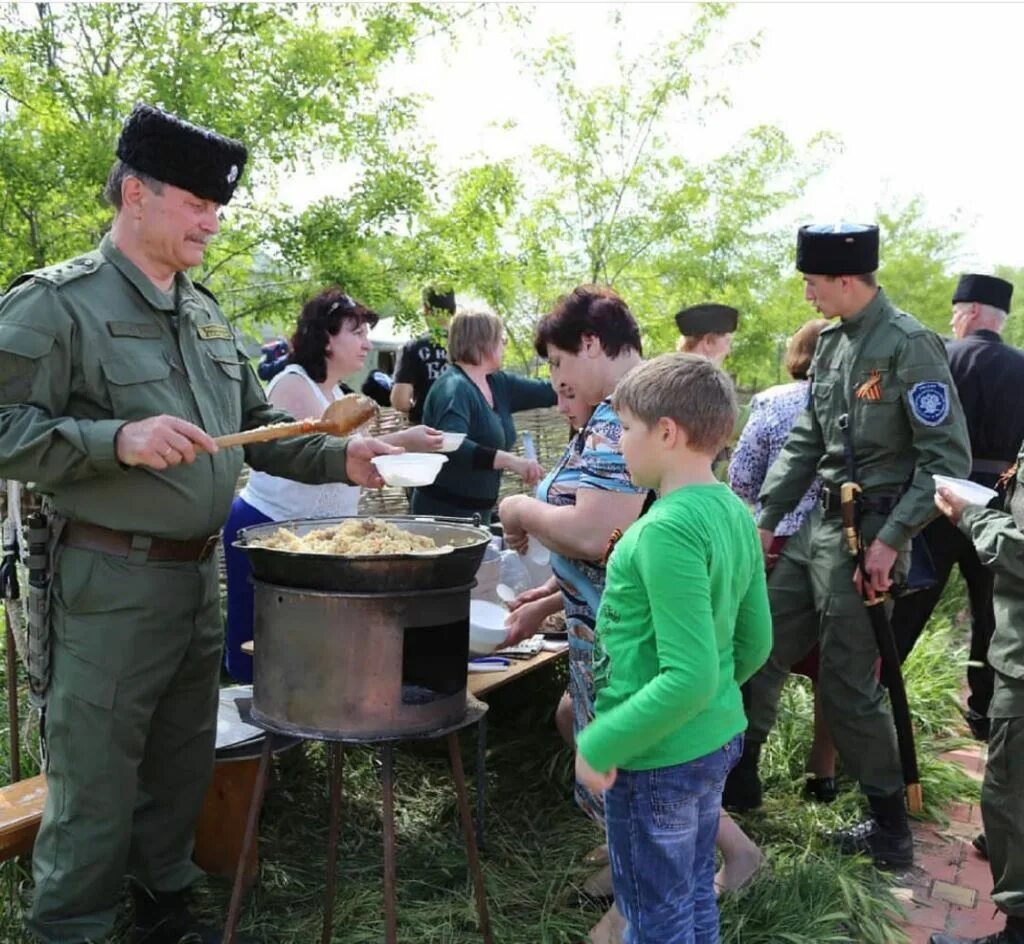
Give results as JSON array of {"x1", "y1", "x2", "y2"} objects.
[{"x1": 281, "y1": 2, "x2": 1024, "y2": 270}]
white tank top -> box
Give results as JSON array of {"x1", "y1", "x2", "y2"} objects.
[{"x1": 240, "y1": 364, "x2": 361, "y2": 521}]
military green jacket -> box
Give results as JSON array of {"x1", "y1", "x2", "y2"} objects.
[
  {"x1": 0, "y1": 236, "x2": 351, "y2": 540},
  {"x1": 758, "y1": 289, "x2": 970, "y2": 549},
  {"x1": 958, "y1": 451, "x2": 1024, "y2": 682}
]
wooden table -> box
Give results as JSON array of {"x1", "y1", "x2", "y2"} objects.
[{"x1": 468, "y1": 647, "x2": 566, "y2": 697}]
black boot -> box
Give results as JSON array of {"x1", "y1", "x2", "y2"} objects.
[
  {"x1": 973, "y1": 832, "x2": 989, "y2": 859},
  {"x1": 130, "y1": 886, "x2": 254, "y2": 944},
  {"x1": 722, "y1": 740, "x2": 762, "y2": 812},
  {"x1": 929, "y1": 914, "x2": 1024, "y2": 943},
  {"x1": 831, "y1": 792, "x2": 914, "y2": 870},
  {"x1": 802, "y1": 775, "x2": 838, "y2": 804}
]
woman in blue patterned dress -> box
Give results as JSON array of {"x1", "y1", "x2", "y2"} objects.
[{"x1": 500, "y1": 287, "x2": 648, "y2": 942}]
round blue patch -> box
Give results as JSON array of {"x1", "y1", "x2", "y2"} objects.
[{"x1": 909, "y1": 381, "x2": 950, "y2": 426}]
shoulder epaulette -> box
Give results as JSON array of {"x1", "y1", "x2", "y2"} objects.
[{"x1": 15, "y1": 252, "x2": 105, "y2": 291}]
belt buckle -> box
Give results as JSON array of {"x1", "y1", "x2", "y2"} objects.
[{"x1": 199, "y1": 535, "x2": 220, "y2": 562}]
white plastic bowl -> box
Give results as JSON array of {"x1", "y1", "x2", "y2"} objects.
[
  {"x1": 469, "y1": 599, "x2": 509, "y2": 656},
  {"x1": 933, "y1": 474, "x2": 998, "y2": 507},
  {"x1": 439, "y1": 432, "x2": 466, "y2": 453},
  {"x1": 371, "y1": 453, "x2": 448, "y2": 488}
]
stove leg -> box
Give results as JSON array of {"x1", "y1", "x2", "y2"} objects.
[
  {"x1": 321, "y1": 743, "x2": 345, "y2": 944},
  {"x1": 224, "y1": 735, "x2": 274, "y2": 944},
  {"x1": 475, "y1": 713, "x2": 487, "y2": 850},
  {"x1": 448, "y1": 732, "x2": 493, "y2": 944},
  {"x1": 381, "y1": 744, "x2": 398, "y2": 944}
]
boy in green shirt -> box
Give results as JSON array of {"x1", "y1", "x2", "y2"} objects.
[{"x1": 576, "y1": 353, "x2": 772, "y2": 943}]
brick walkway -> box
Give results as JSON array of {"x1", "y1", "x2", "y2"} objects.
[{"x1": 897, "y1": 740, "x2": 1001, "y2": 943}]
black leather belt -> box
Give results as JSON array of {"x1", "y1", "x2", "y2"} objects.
[
  {"x1": 819, "y1": 489, "x2": 900, "y2": 519},
  {"x1": 63, "y1": 521, "x2": 220, "y2": 562}
]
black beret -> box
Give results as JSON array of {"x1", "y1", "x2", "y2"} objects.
[
  {"x1": 423, "y1": 287, "x2": 456, "y2": 313},
  {"x1": 116, "y1": 104, "x2": 247, "y2": 205},
  {"x1": 952, "y1": 274, "x2": 1013, "y2": 312},
  {"x1": 674, "y1": 303, "x2": 739, "y2": 336},
  {"x1": 796, "y1": 223, "x2": 879, "y2": 275}
]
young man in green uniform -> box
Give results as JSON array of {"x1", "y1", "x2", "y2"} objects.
[
  {"x1": 930, "y1": 451, "x2": 1024, "y2": 944},
  {"x1": 724, "y1": 223, "x2": 971, "y2": 868},
  {"x1": 0, "y1": 104, "x2": 396, "y2": 944}
]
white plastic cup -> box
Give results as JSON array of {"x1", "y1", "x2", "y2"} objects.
[{"x1": 527, "y1": 535, "x2": 550, "y2": 565}]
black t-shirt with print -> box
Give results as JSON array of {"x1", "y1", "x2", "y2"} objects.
[{"x1": 394, "y1": 333, "x2": 448, "y2": 423}]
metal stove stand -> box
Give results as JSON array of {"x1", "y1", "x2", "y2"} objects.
[{"x1": 223, "y1": 696, "x2": 493, "y2": 944}]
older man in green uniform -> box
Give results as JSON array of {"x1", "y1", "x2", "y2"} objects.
[
  {"x1": 930, "y1": 449, "x2": 1024, "y2": 944},
  {"x1": 0, "y1": 104, "x2": 395, "y2": 944},
  {"x1": 724, "y1": 223, "x2": 971, "y2": 868}
]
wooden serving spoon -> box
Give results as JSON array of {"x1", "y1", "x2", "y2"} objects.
[{"x1": 213, "y1": 393, "x2": 378, "y2": 448}]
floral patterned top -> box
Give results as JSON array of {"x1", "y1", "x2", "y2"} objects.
[{"x1": 728, "y1": 381, "x2": 823, "y2": 538}]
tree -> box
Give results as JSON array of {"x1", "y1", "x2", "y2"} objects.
[
  {"x1": 0, "y1": 2, "x2": 452, "y2": 328},
  {"x1": 993, "y1": 264, "x2": 1024, "y2": 348},
  {"x1": 500, "y1": 4, "x2": 838, "y2": 385},
  {"x1": 876, "y1": 197, "x2": 965, "y2": 335}
]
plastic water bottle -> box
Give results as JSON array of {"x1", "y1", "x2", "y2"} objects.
[{"x1": 522, "y1": 431, "x2": 537, "y2": 461}]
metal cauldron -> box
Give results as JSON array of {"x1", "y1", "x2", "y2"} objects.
[
  {"x1": 249, "y1": 580, "x2": 473, "y2": 740},
  {"x1": 235, "y1": 515, "x2": 491, "y2": 593},
  {"x1": 234, "y1": 516, "x2": 490, "y2": 740}
]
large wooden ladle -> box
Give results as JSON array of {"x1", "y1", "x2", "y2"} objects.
[{"x1": 213, "y1": 393, "x2": 378, "y2": 449}]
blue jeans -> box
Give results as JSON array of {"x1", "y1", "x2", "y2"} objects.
[
  {"x1": 221, "y1": 496, "x2": 273, "y2": 683},
  {"x1": 605, "y1": 735, "x2": 743, "y2": 944}
]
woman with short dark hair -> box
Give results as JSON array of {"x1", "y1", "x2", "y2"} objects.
[
  {"x1": 411, "y1": 310, "x2": 556, "y2": 523},
  {"x1": 500, "y1": 285, "x2": 649, "y2": 942}
]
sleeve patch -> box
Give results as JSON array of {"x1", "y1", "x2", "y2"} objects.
[{"x1": 908, "y1": 381, "x2": 950, "y2": 426}]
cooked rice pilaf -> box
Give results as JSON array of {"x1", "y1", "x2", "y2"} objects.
[{"x1": 252, "y1": 518, "x2": 435, "y2": 556}]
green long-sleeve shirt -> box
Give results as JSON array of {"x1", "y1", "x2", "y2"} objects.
[
  {"x1": 418, "y1": 365, "x2": 555, "y2": 506},
  {"x1": 0, "y1": 235, "x2": 350, "y2": 540},
  {"x1": 577, "y1": 483, "x2": 772, "y2": 773},
  {"x1": 758, "y1": 289, "x2": 971, "y2": 550}
]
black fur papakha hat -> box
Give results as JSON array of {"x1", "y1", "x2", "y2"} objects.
[
  {"x1": 952, "y1": 274, "x2": 1013, "y2": 313},
  {"x1": 116, "y1": 104, "x2": 248, "y2": 205},
  {"x1": 674, "y1": 303, "x2": 739, "y2": 336},
  {"x1": 796, "y1": 223, "x2": 879, "y2": 275}
]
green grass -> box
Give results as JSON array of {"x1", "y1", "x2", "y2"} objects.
[{"x1": 0, "y1": 577, "x2": 983, "y2": 942}]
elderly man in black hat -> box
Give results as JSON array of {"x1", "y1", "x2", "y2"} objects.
[
  {"x1": 893, "y1": 274, "x2": 1024, "y2": 743},
  {"x1": 675, "y1": 302, "x2": 739, "y2": 367},
  {"x1": 0, "y1": 104, "x2": 395, "y2": 943},
  {"x1": 725, "y1": 222, "x2": 970, "y2": 869}
]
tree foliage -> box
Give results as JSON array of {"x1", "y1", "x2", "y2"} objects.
[
  {"x1": 0, "y1": 2, "x2": 451, "y2": 326},
  {"x1": 493, "y1": 4, "x2": 840, "y2": 382},
  {"x1": 0, "y1": 2, "x2": 1005, "y2": 385}
]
